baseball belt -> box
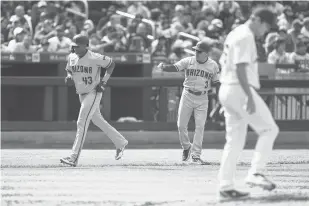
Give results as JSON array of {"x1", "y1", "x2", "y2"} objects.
[{"x1": 187, "y1": 89, "x2": 208, "y2": 96}]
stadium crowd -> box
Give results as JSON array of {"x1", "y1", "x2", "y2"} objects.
[{"x1": 1, "y1": 1, "x2": 309, "y2": 68}]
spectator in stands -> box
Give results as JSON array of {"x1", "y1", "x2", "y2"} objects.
[
  {"x1": 151, "y1": 35, "x2": 169, "y2": 57},
  {"x1": 101, "y1": 26, "x2": 118, "y2": 52},
  {"x1": 277, "y1": 5, "x2": 294, "y2": 31},
  {"x1": 80, "y1": 19, "x2": 95, "y2": 36},
  {"x1": 292, "y1": 1, "x2": 309, "y2": 18},
  {"x1": 127, "y1": 2, "x2": 150, "y2": 19},
  {"x1": 34, "y1": 19, "x2": 56, "y2": 45},
  {"x1": 301, "y1": 17, "x2": 309, "y2": 39},
  {"x1": 181, "y1": 11, "x2": 194, "y2": 34},
  {"x1": 218, "y1": 1, "x2": 240, "y2": 32},
  {"x1": 114, "y1": 32, "x2": 127, "y2": 52},
  {"x1": 48, "y1": 26, "x2": 72, "y2": 53},
  {"x1": 7, "y1": 27, "x2": 26, "y2": 52},
  {"x1": 65, "y1": 24, "x2": 78, "y2": 40},
  {"x1": 128, "y1": 23, "x2": 151, "y2": 52},
  {"x1": 37, "y1": 39, "x2": 50, "y2": 52},
  {"x1": 277, "y1": 26, "x2": 295, "y2": 53},
  {"x1": 1, "y1": 17, "x2": 10, "y2": 42},
  {"x1": 195, "y1": 7, "x2": 216, "y2": 31},
  {"x1": 150, "y1": 8, "x2": 162, "y2": 35},
  {"x1": 202, "y1": 0, "x2": 219, "y2": 15},
  {"x1": 267, "y1": 37, "x2": 290, "y2": 65},
  {"x1": 289, "y1": 40, "x2": 309, "y2": 72},
  {"x1": 34, "y1": 12, "x2": 48, "y2": 34},
  {"x1": 206, "y1": 19, "x2": 224, "y2": 41},
  {"x1": 190, "y1": 1, "x2": 203, "y2": 25},
  {"x1": 287, "y1": 19, "x2": 303, "y2": 52},
  {"x1": 13, "y1": 34, "x2": 37, "y2": 52},
  {"x1": 172, "y1": 5, "x2": 184, "y2": 24},
  {"x1": 268, "y1": 1, "x2": 284, "y2": 15},
  {"x1": 89, "y1": 33, "x2": 105, "y2": 53},
  {"x1": 169, "y1": 10, "x2": 193, "y2": 36},
  {"x1": 9, "y1": 5, "x2": 33, "y2": 36},
  {"x1": 1, "y1": 33, "x2": 9, "y2": 52},
  {"x1": 265, "y1": 32, "x2": 280, "y2": 55},
  {"x1": 168, "y1": 40, "x2": 189, "y2": 63},
  {"x1": 97, "y1": 14, "x2": 126, "y2": 39}
]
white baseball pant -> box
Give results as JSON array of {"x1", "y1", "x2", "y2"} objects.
[
  {"x1": 218, "y1": 84, "x2": 279, "y2": 190},
  {"x1": 177, "y1": 89, "x2": 209, "y2": 158},
  {"x1": 72, "y1": 91, "x2": 128, "y2": 162}
]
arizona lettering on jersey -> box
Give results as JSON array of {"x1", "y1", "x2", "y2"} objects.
[
  {"x1": 219, "y1": 24, "x2": 260, "y2": 89},
  {"x1": 66, "y1": 50, "x2": 112, "y2": 94},
  {"x1": 174, "y1": 56, "x2": 219, "y2": 91}
]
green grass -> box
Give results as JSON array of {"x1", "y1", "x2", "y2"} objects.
[{"x1": 1, "y1": 149, "x2": 309, "y2": 206}]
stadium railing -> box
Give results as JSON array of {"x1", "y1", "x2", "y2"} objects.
[{"x1": 1, "y1": 52, "x2": 309, "y2": 131}]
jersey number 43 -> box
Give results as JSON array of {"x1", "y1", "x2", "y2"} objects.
[{"x1": 82, "y1": 76, "x2": 93, "y2": 85}]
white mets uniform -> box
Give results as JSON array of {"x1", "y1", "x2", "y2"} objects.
[
  {"x1": 174, "y1": 56, "x2": 220, "y2": 158},
  {"x1": 66, "y1": 50, "x2": 128, "y2": 162},
  {"x1": 218, "y1": 24, "x2": 279, "y2": 190}
]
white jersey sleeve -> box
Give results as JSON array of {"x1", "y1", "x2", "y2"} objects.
[{"x1": 174, "y1": 57, "x2": 191, "y2": 71}]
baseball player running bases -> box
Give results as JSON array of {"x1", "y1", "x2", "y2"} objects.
[
  {"x1": 60, "y1": 34, "x2": 128, "y2": 167},
  {"x1": 217, "y1": 7, "x2": 279, "y2": 201},
  {"x1": 158, "y1": 41, "x2": 220, "y2": 165}
]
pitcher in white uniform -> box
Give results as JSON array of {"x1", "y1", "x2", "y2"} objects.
[
  {"x1": 60, "y1": 34, "x2": 128, "y2": 167},
  {"x1": 217, "y1": 7, "x2": 279, "y2": 201},
  {"x1": 158, "y1": 41, "x2": 220, "y2": 165}
]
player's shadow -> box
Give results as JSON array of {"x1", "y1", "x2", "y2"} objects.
[
  {"x1": 221, "y1": 192, "x2": 309, "y2": 204},
  {"x1": 246, "y1": 193, "x2": 309, "y2": 203}
]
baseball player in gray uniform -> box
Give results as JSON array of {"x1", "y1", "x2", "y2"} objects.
[
  {"x1": 217, "y1": 7, "x2": 278, "y2": 201},
  {"x1": 60, "y1": 34, "x2": 128, "y2": 167},
  {"x1": 158, "y1": 41, "x2": 220, "y2": 165}
]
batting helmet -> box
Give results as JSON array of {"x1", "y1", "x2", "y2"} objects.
[
  {"x1": 71, "y1": 34, "x2": 89, "y2": 47},
  {"x1": 192, "y1": 41, "x2": 211, "y2": 53}
]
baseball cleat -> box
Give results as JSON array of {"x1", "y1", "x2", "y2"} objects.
[
  {"x1": 182, "y1": 145, "x2": 192, "y2": 161},
  {"x1": 115, "y1": 142, "x2": 128, "y2": 160},
  {"x1": 218, "y1": 189, "x2": 250, "y2": 202},
  {"x1": 191, "y1": 156, "x2": 211, "y2": 165},
  {"x1": 245, "y1": 173, "x2": 276, "y2": 191},
  {"x1": 60, "y1": 156, "x2": 77, "y2": 167}
]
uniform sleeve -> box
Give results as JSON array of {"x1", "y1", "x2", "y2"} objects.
[
  {"x1": 232, "y1": 37, "x2": 252, "y2": 65},
  {"x1": 98, "y1": 54, "x2": 113, "y2": 68},
  {"x1": 65, "y1": 55, "x2": 72, "y2": 72},
  {"x1": 173, "y1": 57, "x2": 189, "y2": 71},
  {"x1": 212, "y1": 62, "x2": 220, "y2": 83}
]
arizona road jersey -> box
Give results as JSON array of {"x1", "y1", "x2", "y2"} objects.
[
  {"x1": 174, "y1": 56, "x2": 220, "y2": 92},
  {"x1": 66, "y1": 50, "x2": 112, "y2": 94},
  {"x1": 219, "y1": 24, "x2": 260, "y2": 89}
]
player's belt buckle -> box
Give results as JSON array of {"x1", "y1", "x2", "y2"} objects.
[{"x1": 188, "y1": 89, "x2": 207, "y2": 96}]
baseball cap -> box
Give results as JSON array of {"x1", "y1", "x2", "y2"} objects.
[
  {"x1": 71, "y1": 34, "x2": 89, "y2": 47},
  {"x1": 192, "y1": 41, "x2": 211, "y2": 53},
  {"x1": 175, "y1": 5, "x2": 184, "y2": 12},
  {"x1": 13, "y1": 27, "x2": 24, "y2": 36},
  {"x1": 211, "y1": 19, "x2": 223, "y2": 28},
  {"x1": 38, "y1": 1, "x2": 47, "y2": 8}
]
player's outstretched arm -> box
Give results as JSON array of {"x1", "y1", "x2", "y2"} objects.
[{"x1": 157, "y1": 62, "x2": 178, "y2": 72}]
